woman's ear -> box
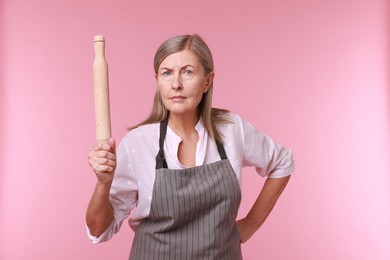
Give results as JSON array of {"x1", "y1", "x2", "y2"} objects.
[{"x1": 204, "y1": 72, "x2": 214, "y2": 93}]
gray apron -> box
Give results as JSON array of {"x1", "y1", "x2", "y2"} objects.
[{"x1": 130, "y1": 120, "x2": 242, "y2": 259}]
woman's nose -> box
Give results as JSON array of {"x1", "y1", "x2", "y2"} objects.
[{"x1": 172, "y1": 73, "x2": 183, "y2": 90}]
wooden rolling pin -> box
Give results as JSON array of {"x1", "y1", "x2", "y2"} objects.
[{"x1": 93, "y1": 35, "x2": 112, "y2": 143}]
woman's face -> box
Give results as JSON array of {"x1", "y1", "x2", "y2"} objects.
[{"x1": 156, "y1": 49, "x2": 213, "y2": 118}]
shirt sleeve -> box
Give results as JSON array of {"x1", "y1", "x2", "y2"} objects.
[
  {"x1": 238, "y1": 116, "x2": 295, "y2": 178},
  {"x1": 87, "y1": 136, "x2": 139, "y2": 244}
]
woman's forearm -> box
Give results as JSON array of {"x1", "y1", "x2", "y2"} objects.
[
  {"x1": 86, "y1": 182, "x2": 114, "y2": 237},
  {"x1": 237, "y1": 175, "x2": 290, "y2": 243},
  {"x1": 248, "y1": 175, "x2": 290, "y2": 227}
]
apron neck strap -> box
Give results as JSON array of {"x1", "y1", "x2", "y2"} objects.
[
  {"x1": 216, "y1": 139, "x2": 228, "y2": 160},
  {"x1": 156, "y1": 120, "x2": 169, "y2": 169},
  {"x1": 156, "y1": 119, "x2": 227, "y2": 169}
]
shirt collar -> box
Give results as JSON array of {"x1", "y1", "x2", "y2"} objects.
[
  {"x1": 164, "y1": 119, "x2": 208, "y2": 168},
  {"x1": 166, "y1": 119, "x2": 205, "y2": 141}
]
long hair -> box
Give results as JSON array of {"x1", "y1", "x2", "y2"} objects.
[{"x1": 130, "y1": 34, "x2": 230, "y2": 143}]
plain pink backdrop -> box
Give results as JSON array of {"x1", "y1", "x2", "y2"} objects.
[{"x1": 1, "y1": 0, "x2": 389, "y2": 259}]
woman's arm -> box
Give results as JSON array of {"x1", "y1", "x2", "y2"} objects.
[
  {"x1": 236, "y1": 175, "x2": 290, "y2": 243},
  {"x1": 86, "y1": 138, "x2": 116, "y2": 237},
  {"x1": 86, "y1": 182, "x2": 115, "y2": 237}
]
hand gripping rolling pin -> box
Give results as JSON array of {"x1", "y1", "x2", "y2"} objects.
[{"x1": 93, "y1": 35, "x2": 111, "y2": 143}]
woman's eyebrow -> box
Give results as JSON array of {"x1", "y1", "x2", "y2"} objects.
[{"x1": 159, "y1": 65, "x2": 196, "y2": 71}]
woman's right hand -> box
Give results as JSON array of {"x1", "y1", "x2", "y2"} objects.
[{"x1": 88, "y1": 138, "x2": 116, "y2": 184}]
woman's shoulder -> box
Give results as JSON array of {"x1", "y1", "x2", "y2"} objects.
[
  {"x1": 225, "y1": 111, "x2": 242, "y2": 122},
  {"x1": 122, "y1": 122, "x2": 160, "y2": 142},
  {"x1": 213, "y1": 109, "x2": 245, "y2": 127},
  {"x1": 216, "y1": 110, "x2": 261, "y2": 138}
]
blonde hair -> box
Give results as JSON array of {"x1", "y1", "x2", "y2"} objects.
[{"x1": 131, "y1": 34, "x2": 230, "y2": 143}]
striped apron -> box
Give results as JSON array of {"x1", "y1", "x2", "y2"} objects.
[{"x1": 129, "y1": 120, "x2": 242, "y2": 259}]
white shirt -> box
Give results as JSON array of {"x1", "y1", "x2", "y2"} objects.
[{"x1": 87, "y1": 112, "x2": 294, "y2": 244}]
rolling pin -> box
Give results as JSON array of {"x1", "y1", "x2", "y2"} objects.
[{"x1": 93, "y1": 35, "x2": 112, "y2": 143}]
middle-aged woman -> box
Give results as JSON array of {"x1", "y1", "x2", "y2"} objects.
[{"x1": 86, "y1": 34, "x2": 295, "y2": 259}]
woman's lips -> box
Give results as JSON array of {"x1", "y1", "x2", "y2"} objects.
[{"x1": 170, "y1": 96, "x2": 186, "y2": 102}]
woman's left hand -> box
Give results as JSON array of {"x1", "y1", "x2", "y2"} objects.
[{"x1": 236, "y1": 217, "x2": 259, "y2": 243}]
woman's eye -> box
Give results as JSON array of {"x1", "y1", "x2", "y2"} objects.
[
  {"x1": 161, "y1": 71, "x2": 171, "y2": 77},
  {"x1": 183, "y1": 70, "x2": 193, "y2": 76}
]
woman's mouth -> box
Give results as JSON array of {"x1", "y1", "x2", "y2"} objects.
[{"x1": 170, "y1": 96, "x2": 186, "y2": 102}]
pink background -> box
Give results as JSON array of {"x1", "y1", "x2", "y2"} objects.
[{"x1": 1, "y1": 0, "x2": 389, "y2": 259}]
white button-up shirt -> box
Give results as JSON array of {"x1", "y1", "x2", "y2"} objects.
[{"x1": 87, "y1": 112, "x2": 294, "y2": 244}]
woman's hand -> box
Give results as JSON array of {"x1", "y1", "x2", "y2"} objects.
[
  {"x1": 86, "y1": 138, "x2": 116, "y2": 237},
  {"x1": 236, "y1": 217, "x2": 259, "y2": 243},
  {"x1": 88, "y1": 138, "x2": 116, "y2": 184}
]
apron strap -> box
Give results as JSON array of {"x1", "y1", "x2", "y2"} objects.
[
  {"x1": 216, "y1": 139, "x2": 228, "y2": 160},
  {"x1": 155, "y1": 119, "x2": 228, "y2": 169},
  {"x1": 156, "y1": 120, "x2": 168, "y2": 169}
]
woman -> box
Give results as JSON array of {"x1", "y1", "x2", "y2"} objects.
[{"x1": 86, "y1": 34, "x2": 294, "y2": 259}]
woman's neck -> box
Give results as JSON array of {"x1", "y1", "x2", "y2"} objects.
[{"x1": 168, "y1": 112, "x2": 199, "y2": 137}]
